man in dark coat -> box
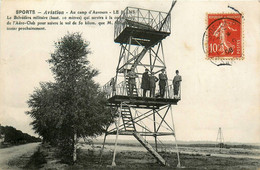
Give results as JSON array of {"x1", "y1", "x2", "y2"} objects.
[
  {"x1": 141, "y1": 68, "x2": 150, "y2": 97},
  {"x1": 159, "y1": 69, "x2": 168, "y2": 98}
]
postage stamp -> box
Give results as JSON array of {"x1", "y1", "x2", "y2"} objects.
[{"x1": 206, "y1": 13, "x2": 243, "y2": 60}]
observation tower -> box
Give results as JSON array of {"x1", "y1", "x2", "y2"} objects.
[
  {"x1": 101, "y1": 1, "x2": 181, "y2": 167},
  {"x1": 216, "y1": 127, "x2": 225, "y2": 149}
]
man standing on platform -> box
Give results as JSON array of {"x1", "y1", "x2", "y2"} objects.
[
  {"x1": 110, "y1": 77, "x2": 116, "y2": 96},
  {"x1": 127, "y1": 68, "x2": 138, "y2": 96},
  {"x1": 141, "y1": 68, "x2": 150, "y2": 97},
  {"x1": 149, "y1": 72, "x2": 158, "y2": 97},
  {"x1": 159, "y1": 69, "x2": 168, "y2": 98},
  {"x1": 173, "y1": 70, "x2": 182, "y2": 98}
]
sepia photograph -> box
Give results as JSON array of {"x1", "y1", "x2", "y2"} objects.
[{"x1": 0, "y1": 0, "x2": 260, "y2": 169}]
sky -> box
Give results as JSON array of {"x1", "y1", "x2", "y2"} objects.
[{"x1": 0, "y1": 0, "x2": 260, "y2": 143}]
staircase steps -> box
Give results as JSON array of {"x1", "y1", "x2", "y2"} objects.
[
  {"x1": 133, "y1": 132, "x2": 169, "y2": 166},
  {"x1": 121, "y1": 106, "x2": 136, "y2": 132}
]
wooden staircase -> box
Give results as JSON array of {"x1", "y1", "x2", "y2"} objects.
[
  {"x1": 121, "y1": 106, "x2": 136, "y2": 132},
  {"x1": 133, "y1": 133, "x2": 169, "y2": 166}
]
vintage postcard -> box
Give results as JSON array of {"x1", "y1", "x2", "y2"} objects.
[{"x1": 0, "y1": 0, "x2": 260, "y2": 169}]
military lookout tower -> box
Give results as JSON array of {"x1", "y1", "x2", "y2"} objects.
[{"x1": 101, "y1": 1, "x2": 181, "y2": 167}]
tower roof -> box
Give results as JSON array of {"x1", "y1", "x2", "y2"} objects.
[{"x1": 114, "y1": 7, "x2": 171, "y2": 47}]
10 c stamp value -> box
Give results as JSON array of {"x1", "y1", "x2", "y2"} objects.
[{"x1": 206, "y1": 13, "x2": 243, "y2": 60}]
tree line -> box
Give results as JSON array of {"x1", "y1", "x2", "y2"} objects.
[{"x1": 0, "y1": 125, "x2": 41, "y2": 144}]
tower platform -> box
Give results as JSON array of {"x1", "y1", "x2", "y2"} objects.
[
  {"x1": 114, "y1": 27, "x2": 170, "y2": 47},
  {"x1": 107, "y1": 95, "x2": 180, "y2": 109}
]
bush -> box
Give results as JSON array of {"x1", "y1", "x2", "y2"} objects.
[{"x1": 25, "y1": 147, "x2": 47, "y2": 169}]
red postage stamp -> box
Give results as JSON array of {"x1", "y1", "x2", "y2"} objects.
[{"x1": 206, "y1": 13, "x2": 243, "y2": 60}]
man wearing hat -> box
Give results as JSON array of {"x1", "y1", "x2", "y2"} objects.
[
  {"x1": 141, "y1": 68, "x2": 150, "y2": 97},
  {"x1": 173, "y1": 70, "x2": 182, "y2": 98},
  {"x1": 159, "y1": 69, "x2": 168, "y2": 98},
  {"x1": 149, "y1": 72, "x2": 158, "y2": 97}
]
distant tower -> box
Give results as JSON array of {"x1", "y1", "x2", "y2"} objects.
[
  {"x1": 100, "y1": 1, "x2": 181, "y2": 168},
  {"x1": 216, "y1": 127, "x2": 224, "y2": 148}
]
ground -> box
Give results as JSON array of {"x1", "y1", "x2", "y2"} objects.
[
  {"x1": 1, "y1": 142, "x2": 260, "y2": 170},
  {"x1": 69, "y1": 144, "x2": 260, "y2": 170},
  {"x1": 0, "y1": 142, "x2": 40, "y2": 169}
]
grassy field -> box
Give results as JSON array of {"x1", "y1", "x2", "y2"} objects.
[
  {"x1": 67, "y1": 144, "x2": 260, "y2": 170},
  {"x1": 7, "y1": 142, "x2": 260, "y2": 169},
  {"x1": 41, "y1": 142, "x2": 260, "y2": 170}
]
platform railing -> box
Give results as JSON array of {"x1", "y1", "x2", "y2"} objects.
[
  {"x1": 102, "y1": 79, "x2": 181, "y2": 100},
  {"x1": 114, "y1": 7, "x2": 171, "y2": 40}
]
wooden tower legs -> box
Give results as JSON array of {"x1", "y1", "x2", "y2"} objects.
[
  {"x1": 170, "y1": 105, "x2": 181, "y2": 167},
  {"x1": 101, "y1": 103, "x2": 181, "y2": 167},
  {"x1": 111, "y1": 103, "x2": 123, "y2": 166}
]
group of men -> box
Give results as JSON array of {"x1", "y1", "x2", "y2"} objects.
[
  {"x1": 140, "y1": 68, "x2": 168, "y2": 98},
  {"x1": 127, "y1": 68, "x2": 182, "y2": 98}
]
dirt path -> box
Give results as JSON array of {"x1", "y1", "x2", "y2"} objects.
[{"x1": 0, "y1": 142, "x2": 40, "y2": 169}]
